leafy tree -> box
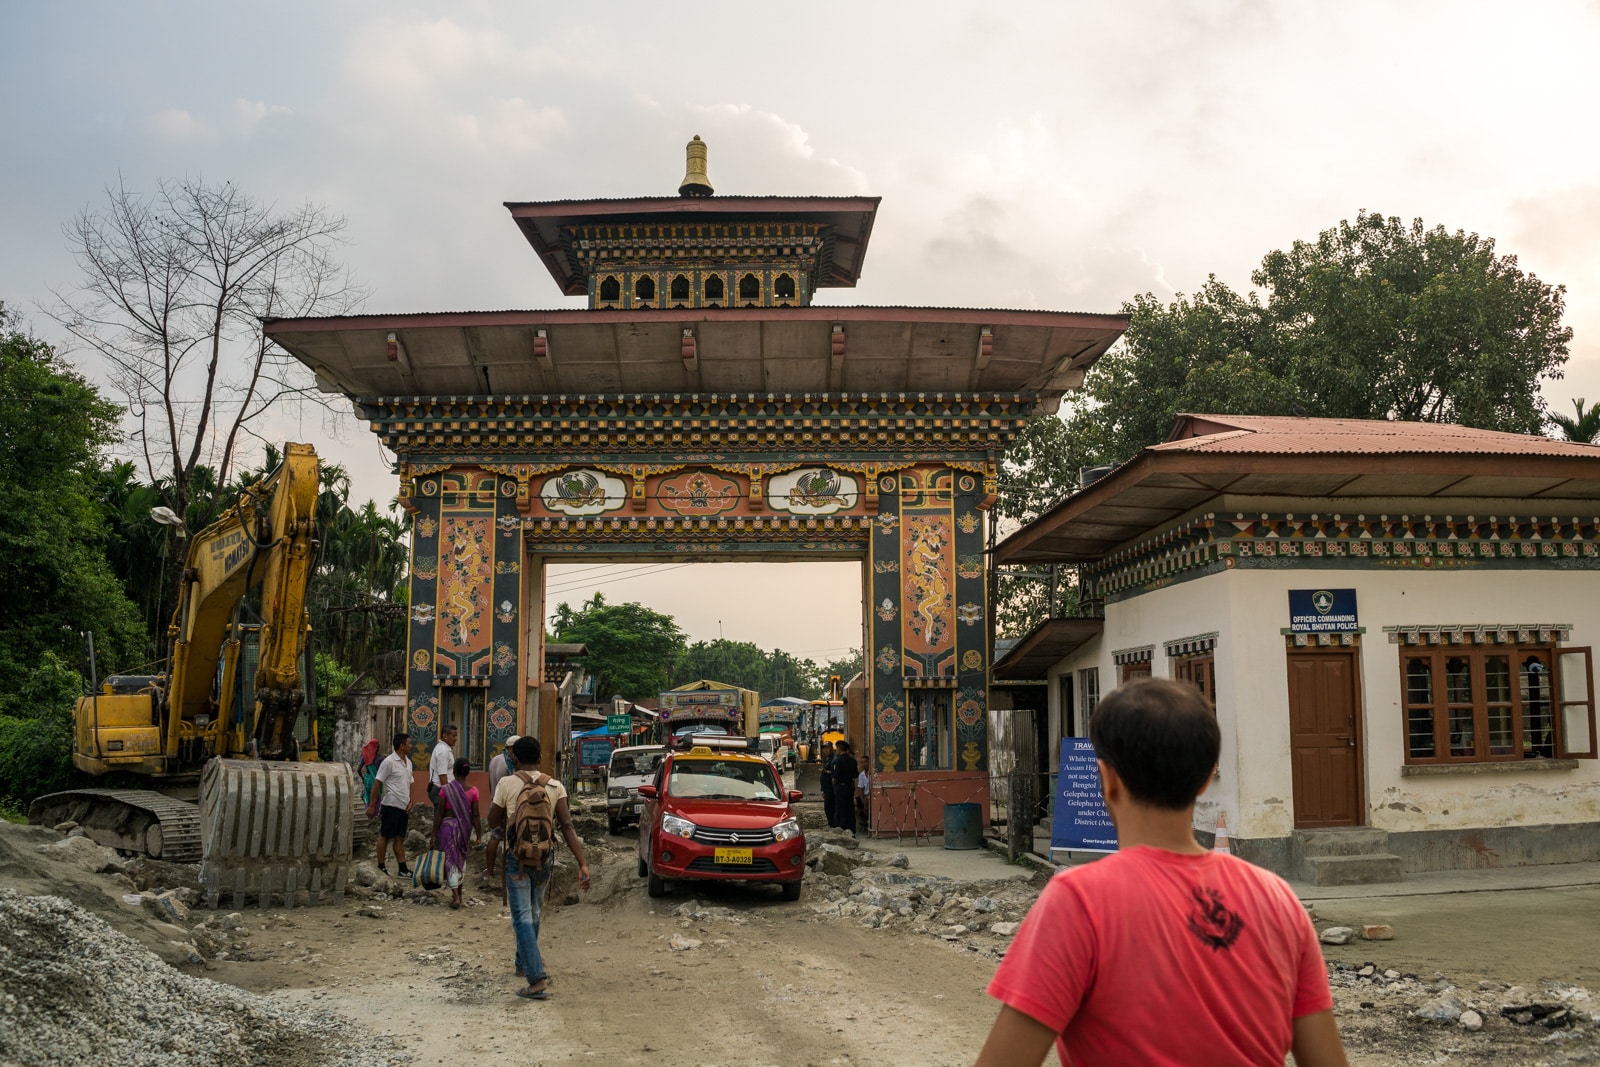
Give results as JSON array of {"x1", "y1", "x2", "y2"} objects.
[
  {"x1": 669, "y1": 640, "x2": 825, "y2": 700},
  {"x1": 1255, "y1": 211, "x2": 1569, "y2": 433},
  {"x1": 551, "y1": 593, "x2": 686, "y2": 701},
  {"x1": 0, "y1": 304, "x2": 147, "y2": 686},
  {"x1": 0, "y1": 653, "x2": 84, "y2": 807},
  {"x1": 1550, "y1": 398, "x2": 1600, "y2": 443}
]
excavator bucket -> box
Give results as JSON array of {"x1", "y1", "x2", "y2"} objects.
[{"x1": 199, "y1": 759, "x2": 360, "y2": 909}]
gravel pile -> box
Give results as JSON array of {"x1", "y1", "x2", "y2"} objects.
[{"x1": 0, "y1": 890, "x2": 408, "y2": 1067}]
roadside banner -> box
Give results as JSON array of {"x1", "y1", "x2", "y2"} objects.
[{"x1": 1050, "y1": 738, "x2": 1117, "y2": 853}]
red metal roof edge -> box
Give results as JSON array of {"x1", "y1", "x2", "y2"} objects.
[
  {"x1": 1160, "y1": 413, "x2": 1600, "y2": 456},
  {"x1": 993, "y1": 416, "x2": 1600, "y2": 563},
  {"x1": 503, "y1": 195, "x2": 883, "y2": 214},
  {"x1": 263, "y1": 305, "x2": 1131, "y2": 333},
  {"x1": 506, "y1": 196, "x2": 884, "y2": 295}
]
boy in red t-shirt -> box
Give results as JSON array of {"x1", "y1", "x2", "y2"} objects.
[{"x1": 976, "y1": 678, "x2": 1348, "y2": 1067}]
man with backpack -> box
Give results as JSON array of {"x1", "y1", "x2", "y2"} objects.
[{"x1": 488, "y1": 735, "x2": 591, "y2": 1001}]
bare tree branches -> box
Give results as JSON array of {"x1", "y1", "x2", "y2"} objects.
[{"x1": 51, "y1": 175, "x2": 365, "y2": 530}]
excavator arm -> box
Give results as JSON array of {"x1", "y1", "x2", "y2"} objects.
[{"x1": 166, "y1": 442, "x2": 319, "y2": 763}]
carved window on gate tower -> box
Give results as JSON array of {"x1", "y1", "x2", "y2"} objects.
[
  {"x1": 739, "y1": 272, "x2": 761, "y2": 304},
  {"x1": 704, "y1": 275, "x2": 724, "y2": 304},
  {"x1": 775, "y1": 273, "x2": 796, "y2": 302},
  {"x1": 670, "y1": 274, "x2": 690, "y2": 304},
  {"x1": 599, "y1": 276, "x2": 621, "y2": 304},
  {"x1": 1400, "y1": 642, "x2": 1595, "y2": 764},
  {"x1": 635, "y1": 275, "x2": 656, "y2": 303}
]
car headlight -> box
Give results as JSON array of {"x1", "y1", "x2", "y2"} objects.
[
  {"x1": 608, "y1": 787, "x2": 626, "y2": 799},
  {"x1": 771, "y1": 817, "x2": 802, "y2": 842},
  {"x1": 662, "y1": 813, "x2": 696, "y2": 838}
]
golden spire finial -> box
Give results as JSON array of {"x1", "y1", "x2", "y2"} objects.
[{"x1": 678, "y1": 134, "x2": 714, "y2": 197}]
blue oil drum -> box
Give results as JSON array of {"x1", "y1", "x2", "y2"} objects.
[{"x1": 943, "y1": 802, "x2": 983, "y2": 850}]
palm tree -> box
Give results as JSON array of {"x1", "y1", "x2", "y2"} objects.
[{"x1": 1551, "y1": 398, "x2": 1600, "y2": 443}]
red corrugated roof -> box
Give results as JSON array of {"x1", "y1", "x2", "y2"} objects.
[{"x1": 1159, "y1": 414, "x2": 1600, "y2": 458}]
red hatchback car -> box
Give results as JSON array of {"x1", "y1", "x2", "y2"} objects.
[{"x1": 636, "y1": 743, "x2": 807, "y2": 901}]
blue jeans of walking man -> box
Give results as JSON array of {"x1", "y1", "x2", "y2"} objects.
[{"x1": 506, "y1": 854, "x2": 548, "y2": 982}]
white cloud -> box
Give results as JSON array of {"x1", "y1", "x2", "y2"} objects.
[
  {"x1": 148, "y1": 108, "x2": 206, "y2": 141},
  {"x1": 344, "y1": 17, "x2": 571, "y2": 98},
  {"x1": 231, "y1": 98, "x2": 292, "y2": 132}
]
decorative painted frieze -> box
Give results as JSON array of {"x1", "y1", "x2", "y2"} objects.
[
  {"x1": 1164, "y1": 632, "x2": 1219, "y2": 657},
  {"x1": 358, "y1": 392, "x2": 1037, "y2": 460},
  {"x1": 1087, "y1": 511, "x2": 1600, "y2": 600},
  {"x1": 1382, "y1": 623, "x2": 1573, "y2": 645}
]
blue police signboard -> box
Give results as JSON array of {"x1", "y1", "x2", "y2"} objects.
[
  {"x1": 1050, "y1": 738, "x2": 1118, "y2": 853},
  {"x1": 1288, "y1": 588, "x2": 1359, "y2": 633}
]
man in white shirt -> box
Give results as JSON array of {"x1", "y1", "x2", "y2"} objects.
[
  {"x1": 481, "y1": 736, "x2": 520, "y2": 885},
  {"x1": 429, "y1": 724, "x2": 458, "y2": 805},
  {"x1": 367, "y1": 733, "x2": 415, "y2": 878}
]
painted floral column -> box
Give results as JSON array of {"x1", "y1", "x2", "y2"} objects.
[
  {"x1": 403, "y1": 467, "x2": 522, "y2": 766},
  {"x1": 870, "y1": 465, "x2": 989, "y2": 773}
]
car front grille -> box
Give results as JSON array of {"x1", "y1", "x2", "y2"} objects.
[
  {"x1": 686, "y1": 856, "x2": 780, "y2": 874},
  {"x1": 691, "y1": 827, "x2": 777, "y2": 846}
]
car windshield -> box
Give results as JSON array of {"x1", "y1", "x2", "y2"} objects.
[
  {"x1": 612, "y1": 751, "x2": 663, "y2": 777},
  {"x1": 668, "y1": 759, "x2": 782, "y2": 801}
]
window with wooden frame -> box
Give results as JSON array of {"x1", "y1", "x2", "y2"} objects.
[
  {"x1": 1078, "y1": 668, "x2": 1099, "y2": 719},
  {"x1": 1119, "y1": 660, "x2": 1151, "y2": 684},
  {"x1": 1400, "y1": 644, "x2": 1595, "y2": 764},
  {"x1": 1173, "y1": 654, "x2": 1217, "y2": 710}
]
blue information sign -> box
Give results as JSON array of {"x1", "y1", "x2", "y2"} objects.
[
  {"x1": 1050, "y1": 738, "x2": 1118, "y2": 853},
  {"x1": 1288, "y1": 588, "x2": 1359, "y2": 632},
  {"x1": 579, "y1": 737, "x2": 614, "y2": 768}
]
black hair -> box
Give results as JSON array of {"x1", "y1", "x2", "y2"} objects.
[
  {"x1": 834, "y1": 739, "x2": 851, "y2": 753},
  {"x1": 453, "y1": 757, "x2": 472, "y2": 780},
  {"x1": 512, "y1": 735, "x2": 541, "y2": 765},
  {"x1": 1089, "y1": 678, "x2": 1219, "y2": 811},
  {"x1": 440, "y1": 723, "x2": 458, "y2": 737},
  {"x1": 392, "y1": 732, "x2": 410, "y2": 752}
]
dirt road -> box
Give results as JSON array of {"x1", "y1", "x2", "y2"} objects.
[
  {"x1": 214, "y1": 826, "x2": 1016, "y2": 1067},
  {"x1": 7, "y1": 806, "x2": 1600, "y2": 1066}
]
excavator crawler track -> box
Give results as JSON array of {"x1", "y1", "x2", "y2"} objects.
[{"x1": 27, "y1": 789, "x2": 203, "y2": 863}]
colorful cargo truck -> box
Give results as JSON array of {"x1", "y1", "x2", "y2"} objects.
[{"x1": 659, "y1": 679, "x2": 759, "y2": 744}]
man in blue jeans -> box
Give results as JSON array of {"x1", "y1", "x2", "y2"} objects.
[{"x1": 488, "y1": 735, "x2": 590, "y2": 1001}]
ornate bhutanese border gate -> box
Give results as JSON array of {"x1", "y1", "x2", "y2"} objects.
[{"x1": 267, "y1": 140, "x2": 1127, "y2": 827}]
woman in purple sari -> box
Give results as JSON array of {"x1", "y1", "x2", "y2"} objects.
[{"x1": 430, "y1": 756, "x2": 483, "y2": 909}]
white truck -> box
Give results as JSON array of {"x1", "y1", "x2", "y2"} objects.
[{"x1": 606, "y1": 744, "x2": 667, "y2": 834}]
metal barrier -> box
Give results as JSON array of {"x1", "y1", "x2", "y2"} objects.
[{"x1": 985, "y1": 769, "x2": 1057, "y2": 861}]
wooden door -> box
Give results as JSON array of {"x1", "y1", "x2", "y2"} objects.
[{"x1": 1287, "y1": 650, "x2": 1362, "y2": 827}]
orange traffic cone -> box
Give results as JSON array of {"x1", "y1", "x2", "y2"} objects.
[{"x1": 1213, "y1": 812, "x2": 1231, "y2": 855}]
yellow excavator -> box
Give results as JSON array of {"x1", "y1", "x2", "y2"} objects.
[{"x1": 30, "y1": 443, "x2": 360, "y2": 906}]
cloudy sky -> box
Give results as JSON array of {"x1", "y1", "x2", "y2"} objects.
[{"x1": 4, "y1": 2, "x2": 1599, "y2": 665}]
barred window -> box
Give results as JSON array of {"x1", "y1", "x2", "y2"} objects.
[{"x1": 1401, "y1": 645, "x2": 1594, "y2": 764}]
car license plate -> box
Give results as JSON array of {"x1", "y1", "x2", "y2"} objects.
[{"x1": 714, "y1": 848, "x2": 753, "y2": 865}]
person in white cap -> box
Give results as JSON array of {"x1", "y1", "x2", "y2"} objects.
[{"x1": 481, "y1": 735, "x2": 521, "y2": 885}]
